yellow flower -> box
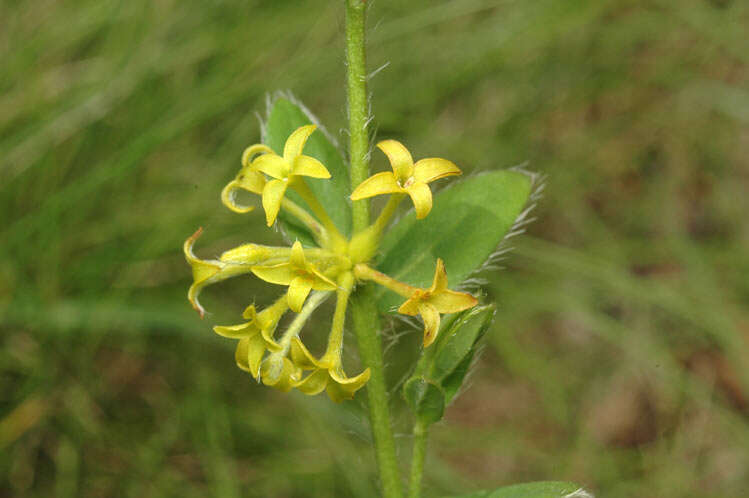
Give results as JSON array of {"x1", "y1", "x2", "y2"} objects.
[
  {"x1": 220, "y1": 144, "x2": 272, "y2": 214},
  {"x1": 350, "y1": 139, "x2": 461, "y2": 219},
  {"x1": 251, "y1": 124, "x2": 331, "y2": 226},
  {"x1": 398, "y1": 259, "x2": 477, "y2": 347},
  {"x1": 213, "y1": 298, "x2": 288, "y2": 378},
  {"x1": 259, "y1": 353, "x2": 303, "y2": 393},
  {"x1": 251, "y1": 241, "x2": 337, "y2": 312},
  {"x1": 183, "y1": 228, "x2": 255, "y2": 317},
  {"x1": 290, "y1": 338, "x2": 371, "y2": 403}
]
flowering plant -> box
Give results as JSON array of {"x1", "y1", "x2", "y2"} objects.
[{"x1": 183, "y1": 2, "x2": 587, "y2": 497}]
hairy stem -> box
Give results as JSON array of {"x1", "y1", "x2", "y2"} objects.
[
  {"x1": 351, "y1": 286, "x2": 403, "y2": 498},
  {"x1": 346, "y1": 2, "x2": 403, "y2": 497},
  {"x1": 345, "y1": 0, "x2": 371, "y2": 233},
  {"x1": 408, "y1": 421, "x2": 428, "y2": 498}
]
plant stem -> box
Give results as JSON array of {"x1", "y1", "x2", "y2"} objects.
[
  {"x1": 351, "y1": 286, "x2": 403, "y2": 498},
  {"x1": 345, "y1": 0, "x2": 371, "y2": 233},
  {"x1": 323, "y1": 272, "x2": 354, "y2": 360},
  {"x1": 280, "y1": 197, "x2": 327, "y2": 243},
  {"x1": 408, "y1": 421, "x2": 428, "y2": 498},
  {"x1": 291, "y1": 179, "x2": 346, "y2": 249},
  {"x1": 346, "y1": 2, "x2": 402, "y2": 496},
  {"x1": 372, "y1": 194, "x2": 404, "y2": 237}
]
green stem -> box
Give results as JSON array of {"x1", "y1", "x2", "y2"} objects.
[
  {"x1": 408, "y1": 422, "x2": 428, "y2": 498},
  {"x1": 351, "y1": 286, "x2": 404, "y2": 498},
  {"x1": 291, "y1": 179, "x2": 347, "y2": 249},
  {"x1": 281, "y1": 197, "x2": 327, "y2": 244},
  {"x1": 346, "y1": 2, "x2": 403, "y2": 497},
  {"x1": 323, "y1": 272, "x2": 354, "y2": 360},
  {"x1": 372, "y1": 193, "x2": 404, "y2": 238},
  {"x1": 345, "y1": 0, "x2": 371, "y2": 233},
  {"x1": 277, "y1": 291, "x2": 330, "y2": 353}
]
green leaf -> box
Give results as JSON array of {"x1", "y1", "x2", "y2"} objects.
[
  {"x1": 402, "y1": 377, "x2": 445, "y2": 425},
  {"x1": 430, "y1": 305, "x2": 494, "y2": 387},
  {"x1": 404, "y1": 306, "x2": 495, "y2": 422},
  {"x1": 263, "y1": 96, "x2": 352, "y2": 244},
  {"x1": 449, "y1": 481, "x2": 590, "y2": 498},
  {"x1": 376, "y1": 170, "x2": 533, "y2": 311}
]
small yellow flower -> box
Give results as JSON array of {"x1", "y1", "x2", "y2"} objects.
[
  {"x1": 251, "y1": 241, "x2": 337, "y2": 312},
  {"x1": 398, "y1": 259, "x2": 478, "y2": 347},
  {"x1": 220, "y1": 144, "x2": 272, "y2": 214},
  {"x1": 350, "y1": 139, "x2": 461, "y2": 219},
  {"x1": 290, "y1": 338, "x2": 371, "y2": 403},
  {"x1": 259, "y1": 353, "x2": 303, "y2": 393},
  {"x1": 183, "y1": 228, "x2": 255, "y2": 317},
  {"x1": 251, "y1": 124, "x2": 331, "y2": 226},
  {"x1": 214, "y1": 298, "x2": 288, "y2": 377}
]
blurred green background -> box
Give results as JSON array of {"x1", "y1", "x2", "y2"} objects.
[{"x1": 2, "y1": 0, "x2": 748, "y2": 496}]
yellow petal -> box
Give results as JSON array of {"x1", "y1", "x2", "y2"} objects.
[
  {"x1": 287, "y1": 275, "x2": 313, "y2": 312},
  {"x1": 213, "y1": 322, "x2": 258, "y2": 339},
  {"x1": 397, "y1": 291, "x2": 424, "y2": 316},
  {"x1": 294, "y1": 369, "x2": 330, "y2": 396},
  {"x1": 293, "y1": 155, "x2": 331, "y2": 179},
  {"x1": 283, "y1": 124, "x2": 316, "y2": 162},
  {"x1": 246, "y1": 335, "x2": 268, "y2": 378},
  {"x1": 241, "y1": 144, "x2": 273, "y2": 168},
  {"x1": 228, "y1": 304, "x2": 282, "y2": 352},
  {"x1": 261, "y1": 356, "x2": 301, "y2": 392},
  {"x1": 308, "y1": 266, "x2": 338, "y2": 291},
  {"x1": 350, "y1": 171, "x2": 403, "y2": 200},
  {"x1": 184, "y1": 228, "x2": 252, "y2": 317},
  {"x1": 377, "y1": 139, "x2": 414, "y2": 182},
  {"x1": 235, "y1": 338, "x2": 251, "y2": 372},
  {"x1": 220, "y1": 166, "x2": 266, "y2": 213},
  {"x1": 429, "y1": 289, "x2": 478, "y2": 314},
  {"x1": 430, "y1": 258, "x2": 448, "y2": 293},
  {"x1": 220, "y1": 243, "x2": 274, "y2": 265},
  {"x1": 289, "y1": 240, "x2": 307, "y2": 268},
  {"x1": 413, "y1": 158, "x2": 461, "y2": 184},
  {"x1": 261, "y1": 178, "x2": 288, "y2": 226},
  {"x1": 242, "y1": 303, "x2": 259, "y2": 321},
  {"x1": 235, "y1": 335, "x2": 267, "y2": 378},
  {"x1": 251, "y1": 263, "x2": 295, "y2": 286},
  {"x1": 290, "y1": 337, "x2": 325, "y2": 370},
  {"x1": 418, "y1": 302, "x2": 441, "y2": 347},
  {"x1": 405, "y1": 182, "x2": 433, "y2": 219},
  {"x1": 254, "y1": 153, "x2": 290, "y2": 180},
  {"x1": 327, "y1": 367, "x2": 371, "y2": 402}
]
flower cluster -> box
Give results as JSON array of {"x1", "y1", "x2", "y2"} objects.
[{"x1": 185, "y1": 125, "x2": 477, "y2": 401}]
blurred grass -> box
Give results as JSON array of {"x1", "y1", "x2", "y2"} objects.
[{"x1": 1, "y1": 0, "x2": 748, "y2": 496}]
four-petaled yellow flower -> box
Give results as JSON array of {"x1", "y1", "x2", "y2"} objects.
[
  {"x1": 290, "y1": 338, "x2": 371, "y2": 403},
  {"x1": 220, "y1": 144, "x2": 273, "y2": 213},
  {"x1": 350, "y1": 139, "x2": 461, "y2": 219},
  {"x1": 398, "y1": 259, "x2": 478, "y2": 347},
  {"x1": 213, "y1": 298, "x2": 288, "y2": 378},
  {"x1": 252, "y1": 241, "x2": 337, "y2": 312},
  {"x1": 251, "y1": 124, "x2": 331, "y2": 226},
  {"x1": 183, "y1": 228, "x2": 255, "y2": 318}
]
